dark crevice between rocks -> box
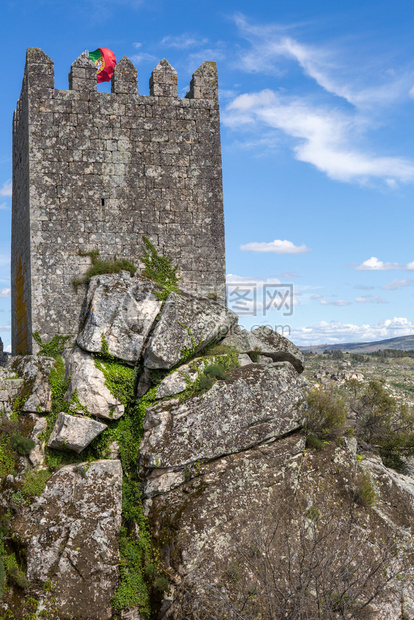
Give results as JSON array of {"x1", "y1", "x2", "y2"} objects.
[{"x1": 145, "y1": 426, "x2": 304, "y2": 498}]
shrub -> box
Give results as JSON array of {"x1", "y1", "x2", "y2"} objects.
[
  {"x1": 353, "y1": 471, "x2": 376, "y2": 508},
  {"x1": 21, "y1": 469, "x2": 51, "y2": 499},
  {"x1": 306, "y1": 434, "x2": 324, "y2": 451},
  {"x1": 304, "y1": 386, "x2": 347, "y2": 439},
  {"x1": 197, "y1": 374, "x2": 215, "y2": 392},
  {"x1": 353, "y1": 379, "x2": 414, "y2": 471},
  {"x1": 10, "y1": 434, "x2": 35, "y2": 456},
  {"x1": 249, "y1": 346, "x2": 262, "y2": 363},
  {"x1": 73, "y1": 249, "x2": 137, "y2": 291},
  {"x1": 154, "y1": 576, "x2": 169, "y2": 594},
  {"x1": 203, "y1": 364, "x2": 226, "y2": 380}
]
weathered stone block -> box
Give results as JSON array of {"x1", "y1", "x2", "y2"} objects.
[
  {"x1": 144, "y1": 290, "x2": 238, "y2": 369},
  {"x1": 48, "y1": 411, "x2": 107, "y2": 453}
]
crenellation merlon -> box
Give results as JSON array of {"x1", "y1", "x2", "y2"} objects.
[
  {"x1": 149, "y1": 59, "x2": 178, "y2": 98},
  {"x1": 187, "y1": 61, "x2": 218, "y2": 100},
  {"x1": 69, "y1": 52, "x2": 97, "y2": 92},
  {"x1": 111, "y1": 56, "x2": 138, "y2": 95}
]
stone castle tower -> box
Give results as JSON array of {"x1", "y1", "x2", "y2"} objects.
[{"x1": 12, "y1": 48, "x2": 226, "y2": 355}]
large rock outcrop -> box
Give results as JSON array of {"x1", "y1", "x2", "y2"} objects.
[
  {"x1": 146, "y1": 437, "x2": 414, "y2": 620},
  {"x1": 11, "y1": 355, "x2": 54, "y2": 413},
  {"x1": 221, "y1": 325, "x2": 304, "y2": 373},
  {"x1": 12, "y1": 460, "x2": 122, "y2": 620},
  {"x1": 140, "y1": 363, "x2": 306, "y2": 497},
  {"x1": 77, "y1": 271, "x2": 162, "y2": 364},
  {"x1": 64, "y1": 346, "x2": 124, "y2": 420},
  {"x1": 144, "y1": 291, "x2": 238, "y2": 369},
  {"x1": 48, "y1": 412, "x2": 107, "y2": 453},
  {"x1": 3, "y1": 270, "x2": 414, "y2": 620}
]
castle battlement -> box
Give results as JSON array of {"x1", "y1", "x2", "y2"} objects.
[{"x1": 12, "y1": 48, "x2": 225, "y2": 355}]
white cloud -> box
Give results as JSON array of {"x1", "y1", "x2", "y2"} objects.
[
  {"x1": 130, "y1": 52, "x2": 157, "y2": 65},
  {"x1": 132, "y1": 42, "x2": 142, "y2": 49},
  {"x1": 320, "y1": 299, "x2": 351, "y2": 306},
  {"x1": 0, "y1": 180, "x2": 12, "y2": 197},
  {"x1": 311, "y1": 294, "x2": 324, "y2": 300},
  {"x1": 234, "y1": 14, "x2": 413, "y2": 110},
  {"x1": 382, "y1": 279, "x2": 414, "y2": 290},
  {"x1": 355, "y1": 257, "x2": 414, "y2": 271},
  {"x1": 161, "y1": 34, "x2": 209, "y2": 49},
  {"x1": 240, "y1": 239, "x2": 310, "y2": 254},
  {"x1": 409, "y1": 85, "x2": 414, "y2": 98},
  {"x1": 291, "y1": 317, "x2": 414, "y2": 346},
  {"x1": 0, "y1": 289, "x2": 10, "y2": 298},
  {"x1": 355, "y1": 256, "x2": 401, "y2": 271},
  {"x1": 354, "y1": 284, "x2": 375, "y2": 290},
  {"x1": 5, "y1": 344, "x2": 11, "y2": 353},
  {"x1": 224, "y1": 91, "x2": 414, "y2": 185},
  {"x1": 275, "y1": 271, "x2": 299, "y2": 278},
  {"x1": 0, "y1": 203, "x2": 9, "y2": 210},
  {"x1": 355, "y1": 295, "x2": 387, "y2": 304}
]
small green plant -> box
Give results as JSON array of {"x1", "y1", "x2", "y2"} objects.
[
  {"x1": 21, "y1": 469, "x2": 51, "y2": 499},
  {"x1": 4, "y1": 554, "x2": 29, "y2": 590},
  {"x1": 43, "y1": 579, "x2": 55, "y2": 592},
  {"x1": 178, "y1": 324, "x2": 204, "y2": 363},
  {"x1": 33, "y1": 331, "x2": 71, "y2": 358},
  {"x1": 304, "y1": 386, "x2": 347, "y2": 439},
  {"x1": 141, "y1": 236, "x2": 179, "y2": 301},
  {"x1": 10, "y1": 490, "x2": 25, "y2": 506},
  {"x1": 73, "y1": 249, "x2": 137, "y2": 292},
  {"x1": 154, "y1": 576, "x2": 169, "y2": 594},
  {"x1": 306, "y1": 505, "x2": 321, "y2": 521},
  {"x1": 353, "y1": 471, "x2": 376, "y2": 508},
  {"x1": 10, "y1": 434, "x2": 35, "y2": 456},
  {"x1": 25, "y1": 598, "x2": 39, "y2": 612},
  {"x1": 203, "y1": 364, "x2": 227, "y2": 380},
  {"x1": 249, "y1": 346, "x2": 262, "y2": 363},
  {"x1": 196, "y1": 374, "x2": 215, "y2": 392},
  {"x1": 305, "y1": 434, "x2": 324, "y2": 451}
]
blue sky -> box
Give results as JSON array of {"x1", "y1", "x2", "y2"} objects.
[{"x1": 1, "y1": 0, "x2": 414, "y2": 349}]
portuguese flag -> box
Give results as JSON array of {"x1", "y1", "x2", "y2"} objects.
[{"x1": 89, "y1": 48, "x2": 117, "y2": 83}]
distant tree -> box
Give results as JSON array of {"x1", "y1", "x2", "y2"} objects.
[{"x1": 352, "y1": 379, "x2": 414, "y2": 471}]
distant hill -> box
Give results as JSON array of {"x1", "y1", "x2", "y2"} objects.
[{"x1": 300, "y1": 334, "x2": 414, "y2": 353}]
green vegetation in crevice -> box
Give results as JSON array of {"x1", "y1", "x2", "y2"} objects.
[
  {"x1": 93, "y1": 335, "x2": 136, "y2": 409},
  {"x1": 0, "y1": 418, "x2": 35, "y2": 481},
  {"x1": 110, "y1": 380, "x2": 167, "y2": 615},
  {"x1": 353, "y1": 470, "x2": 377, "y2": 508},
  {"x1": 177, "y1": 349, "x2": 240, "y2": 403},
  {"x1": 112, "y1": 480, "x2": 159, "y2": 617},
  {"x1": 141, "y1": 235, "x2": 179, "y2": 301},
  {"x1": 177, "y1": 323, "x2": 204, "y2": 364},
  {"x1": 73, "y1": 249, "x2": 137, "y2": 292},
  {"x1": 32, "y1": 331, "x2": 71, "y2": 358},
  {"x1": 87, "y1": 335, "x2": 168, "y2": 615},
  {"x1": 249, "y1": 346, "x2": 262, "y2": 363}
]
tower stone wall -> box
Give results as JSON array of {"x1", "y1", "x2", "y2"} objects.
[{"x1": 12, "y1": 48, "x2": 226, "y2": 355}]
